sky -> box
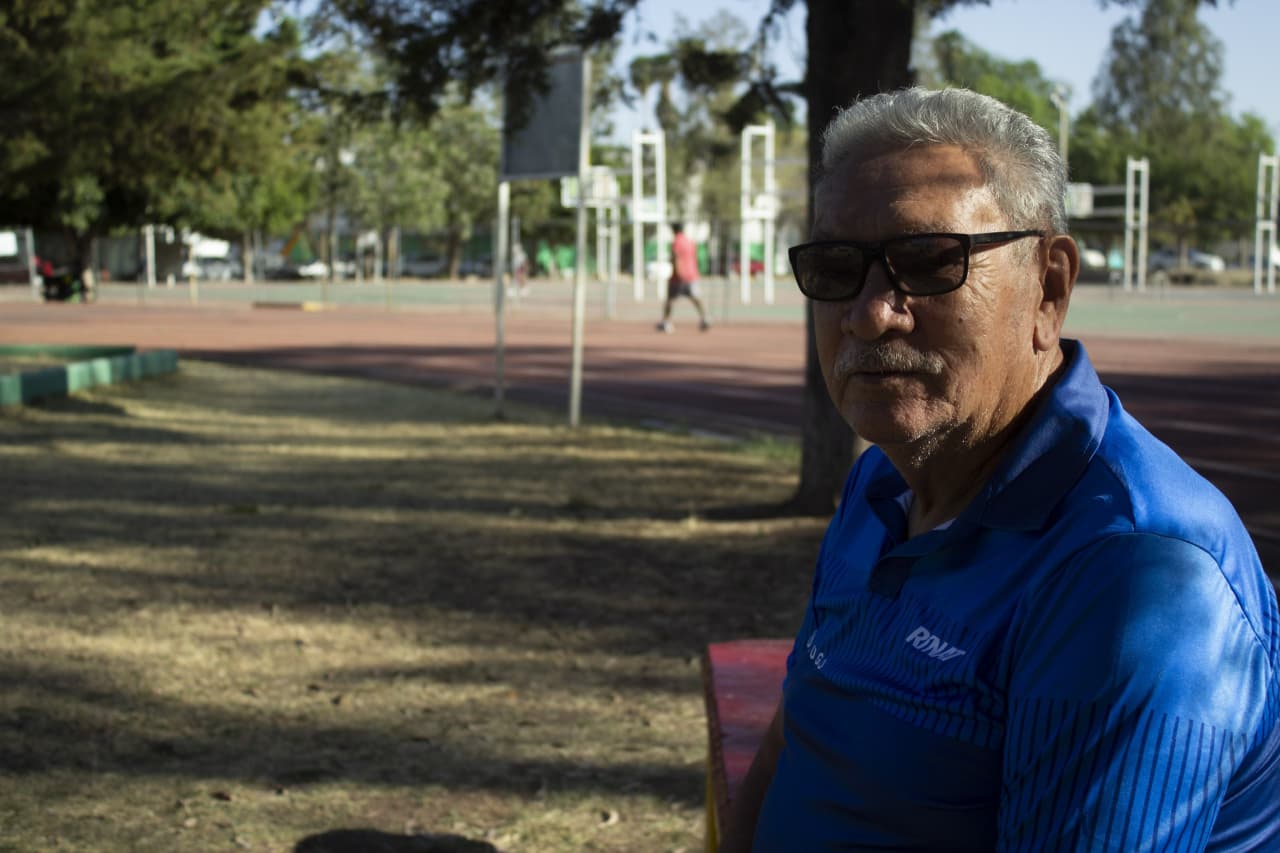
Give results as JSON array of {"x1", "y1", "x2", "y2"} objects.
[{"x1": 608, "y1": 0, "x2": 1279, "y2": 141}]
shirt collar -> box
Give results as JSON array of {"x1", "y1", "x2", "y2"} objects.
[{"x1": 971, "y1": 339, "x2": 1108, "y2": 531}]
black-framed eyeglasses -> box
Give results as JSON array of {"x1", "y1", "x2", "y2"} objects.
[{"x1": 788, "y1": 230, "x2": 1044, "y2": 301}]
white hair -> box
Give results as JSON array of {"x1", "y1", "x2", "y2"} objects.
[{"x1": 819, "y1": 87, "x2": 1067, "y2": 233}]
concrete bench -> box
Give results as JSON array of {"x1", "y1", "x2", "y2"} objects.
[{"x1": 700, "y1": 639, "x2": 791, "y2": 851}]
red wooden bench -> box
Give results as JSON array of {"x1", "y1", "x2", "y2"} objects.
[{"x1": 701, "y1": 638, "x2": 791, "y2": 851}]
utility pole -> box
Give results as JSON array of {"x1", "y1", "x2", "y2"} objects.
[{"x1": 1049, "y1": 85, "x2": 1070, "y2": 177}]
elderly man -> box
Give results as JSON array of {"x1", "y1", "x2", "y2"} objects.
[{"x1": 721, "y1": 87, "x2": 1280, "y2": 851}]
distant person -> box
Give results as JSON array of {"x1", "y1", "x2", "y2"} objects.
[
  {"x1": 657, "y1": 223, "x2": 710, "y2": 333},
  {"x1": 512, "y1": 242, "x2": 530, "y2": 296}
]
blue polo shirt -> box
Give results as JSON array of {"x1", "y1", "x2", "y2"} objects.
[{"x1": 754, "y1": 340, "x2": 1280, "y2": 851}]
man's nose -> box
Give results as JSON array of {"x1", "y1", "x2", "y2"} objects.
[{"x1": 841, "y1": 258, "x2": 912, "y2": 340}]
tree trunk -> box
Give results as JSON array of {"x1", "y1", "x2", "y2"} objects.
[
  {"x1": 446, "y1": 228, "x2": 462, "y2": 280},
  {"x1": 243, "y1": 229, "x2": 254, "y2": 285},
  {"x1": 71, "y1": 229, "x2": 96, "y2": 292},
  {"x1": 389, "y1": 226, "x2": 401, "y2": 280},
  {"x1": 791, "y1": 0, "x2": 917, "y2": 514},
  {"x1": 327, "y1": 199, "x2": 338, "y2": 286}
]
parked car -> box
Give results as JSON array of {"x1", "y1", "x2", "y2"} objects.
[
  {"x1": 297, "y1": 260, "x2": 329, "y2": 278},
  {"x1": 181, "y1": 257, "x2": 243, "y2": 281},
  {"x1": 458, "y1": 257, "x2": 493, "y2": 278},
  {"x1": 401, "y1": 255, "x2": 446, "y2": 278},
  {"x1": 1148, "y1": 248, "x2": 1178, "y2": 272},
  {"x1": 1187, "y1": 249, "x2": 1225, "y2": 272},
  {"x1": 1075, "y1": 243, "x2": 1116, "y2": 284},
  {"x1": 263, "y1": 263, "x2": 303, "y2": 280},
  {"x1": 1149, "y1": 247, "x2": 1225, "y2": 273},
  {"x1": 0, "y1": 260, "x2": 31, "y2": 283},
  {"x1": 0, "y1": 230, "x2": 35, "y2": 283}
]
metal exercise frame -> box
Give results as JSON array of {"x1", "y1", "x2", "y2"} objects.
[
  {"x1": 1122, "y1": 157, "x2": 1151, "y2": 291},
  {"x1": 740, "y1": 123, "x2": 777, "y2": 305},
  {"x1": 1256, "y1": 154, "x2": 1278, "y2": 295},
  {"x1": 631, "y1": 130, "x2": 667, "y2": 301},
  {"x1": 560, "y1": 166, "x2": 623, "y2": 316}
]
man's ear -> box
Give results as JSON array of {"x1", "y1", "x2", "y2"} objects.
[{"x1": 1034, "y1": 234, "x2": 1078, "y2": 352}]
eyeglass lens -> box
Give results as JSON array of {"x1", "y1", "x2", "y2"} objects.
[{"x1": 796, "y1": 235, "x2": 969, "y2": 300}]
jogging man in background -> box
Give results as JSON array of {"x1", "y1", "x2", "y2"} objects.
[{"x1": 657, "y1": 222, "x2": 710, "y2": 333}]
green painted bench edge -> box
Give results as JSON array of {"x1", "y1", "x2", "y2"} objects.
[{"x1": 0, "y1": 347, "x2": 179, "y2": 407}]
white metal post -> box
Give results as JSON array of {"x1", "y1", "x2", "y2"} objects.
[
  {"x1": 611, "y1": 199, "x2": 622, "y2": 314},
  {"x1": 494, "y1": 180, "x2": 510, "y2": 416},
  {"x1": 25, "y1": 227, "x2": 38, "y2": 300},
  {"x1": 1255, "y1": 154, "x2": 1278, "y2": 295},
  {"x1": 604, "y1": 200, "x2": 617, "y2": 319},
  {"x1": 632, "y1": 133, "x2": 644, "y2": 300},
  {"x1": 596, "y1": 191, "x2": 607, "y2": 291},
  {"x1": 654, "y1": 134, "x2": 668, "y2": 302},
  {"x1": 1123, "y1": 164, "x2": 1134, "y2": 291},
  {"x1": 1137, "y1": 158, "x2": 1149, "y2": 292},
  {"x1": 763, "y1": 122, "x2": 777, "y2": 304},
  {"x1": 144, "y1": 224, "x2": 157, "y2": 288},
  {"x1": 740, "y1": 123, "x2": 779, "y2": 305},
  {"x1": 569, "y1": 55, "x2": 591, "y2": 428},
  {"x1": 740, "y1": 129, "x2": 751, "y2": 304},
  {"x1": 1123, "y1": 157, "x2": 1149, "y2": 291},
  {"x1": 587, "y1": 169, "x2": 620, "y2": 319},
  {"x1": 631, "y1": 131, "x2": 667, "y2": 301}
]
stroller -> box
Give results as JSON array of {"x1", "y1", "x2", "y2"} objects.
[{"x1": 41, "y1": 268, "x2": 93, "y2": 303}]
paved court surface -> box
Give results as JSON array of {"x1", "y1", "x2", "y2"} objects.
[{"x1": 3, "y1": 278, "x2": 1278, "y2": 574}]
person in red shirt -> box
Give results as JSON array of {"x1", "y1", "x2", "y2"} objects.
[{"x1": 657, "y1": 223, "x2": 710, "y2": 333}]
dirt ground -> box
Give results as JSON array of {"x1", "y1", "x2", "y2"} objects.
[{"x1": 0, "y1": 361, "x2": 825, "y2": 852}]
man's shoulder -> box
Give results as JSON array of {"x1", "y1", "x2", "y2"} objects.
[
  {"x1": 1077, "y1": 399, "x2": 1252, "y2": 565},
  {"x1": 1041, "y1": 407, "x2": 1276, "y2": 663}
]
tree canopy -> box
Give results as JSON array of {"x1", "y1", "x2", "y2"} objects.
[
  {"x1": 0, "y1": 0, "x2": 305, "y2": 268},
  {"x1": 925, "y1": 2, "x2": 1273, "y2": 251},
  {"x1": 926, "y1": 29, "x2": 1064, "y2": 134},
  {"x1": 1086, "y1": 0, "x2": 1272, "y2": 244}
]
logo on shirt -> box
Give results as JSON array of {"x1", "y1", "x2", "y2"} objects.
[
  {"x1": 805, "y1": 630, "x2": 827, "y2": 671},
  {"x1": 904, "y1": 626, "x2": 967, "y2": 662}
]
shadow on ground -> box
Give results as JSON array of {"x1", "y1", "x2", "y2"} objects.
[
  {"x1": 295, "y1": 828, "x2": 496, "y2": 852},
  {"x1": 0, "y1": 362, "x2": 824, "y2": 849}
]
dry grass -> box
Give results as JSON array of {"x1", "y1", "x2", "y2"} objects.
[{"x1": 0, "y1": 361, "x2": 824, "y2": 852}]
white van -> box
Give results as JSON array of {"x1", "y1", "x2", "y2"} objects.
[{"x1": 0, "y1": 230, "x2": 32, "y2": 283}]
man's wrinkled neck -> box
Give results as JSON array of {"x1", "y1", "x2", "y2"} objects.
[{"x1": 885, "y1": 345, "x2": 1066, "y2": 537}]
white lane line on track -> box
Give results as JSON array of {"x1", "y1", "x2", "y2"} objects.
[
  {"x1": 1182, "y1": 457, "x2": 1276, "y2": 482},
  {"x1": 1246, "y1": 524, "x2": 1280, "y2": 544},
  {"x1": 1146, "y1": 418, "x2": 1280, "y2": 444}
]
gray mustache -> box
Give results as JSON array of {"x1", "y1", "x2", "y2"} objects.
[{"x1": 835, "y1": 344, "x2": 944, "y2": 376}]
